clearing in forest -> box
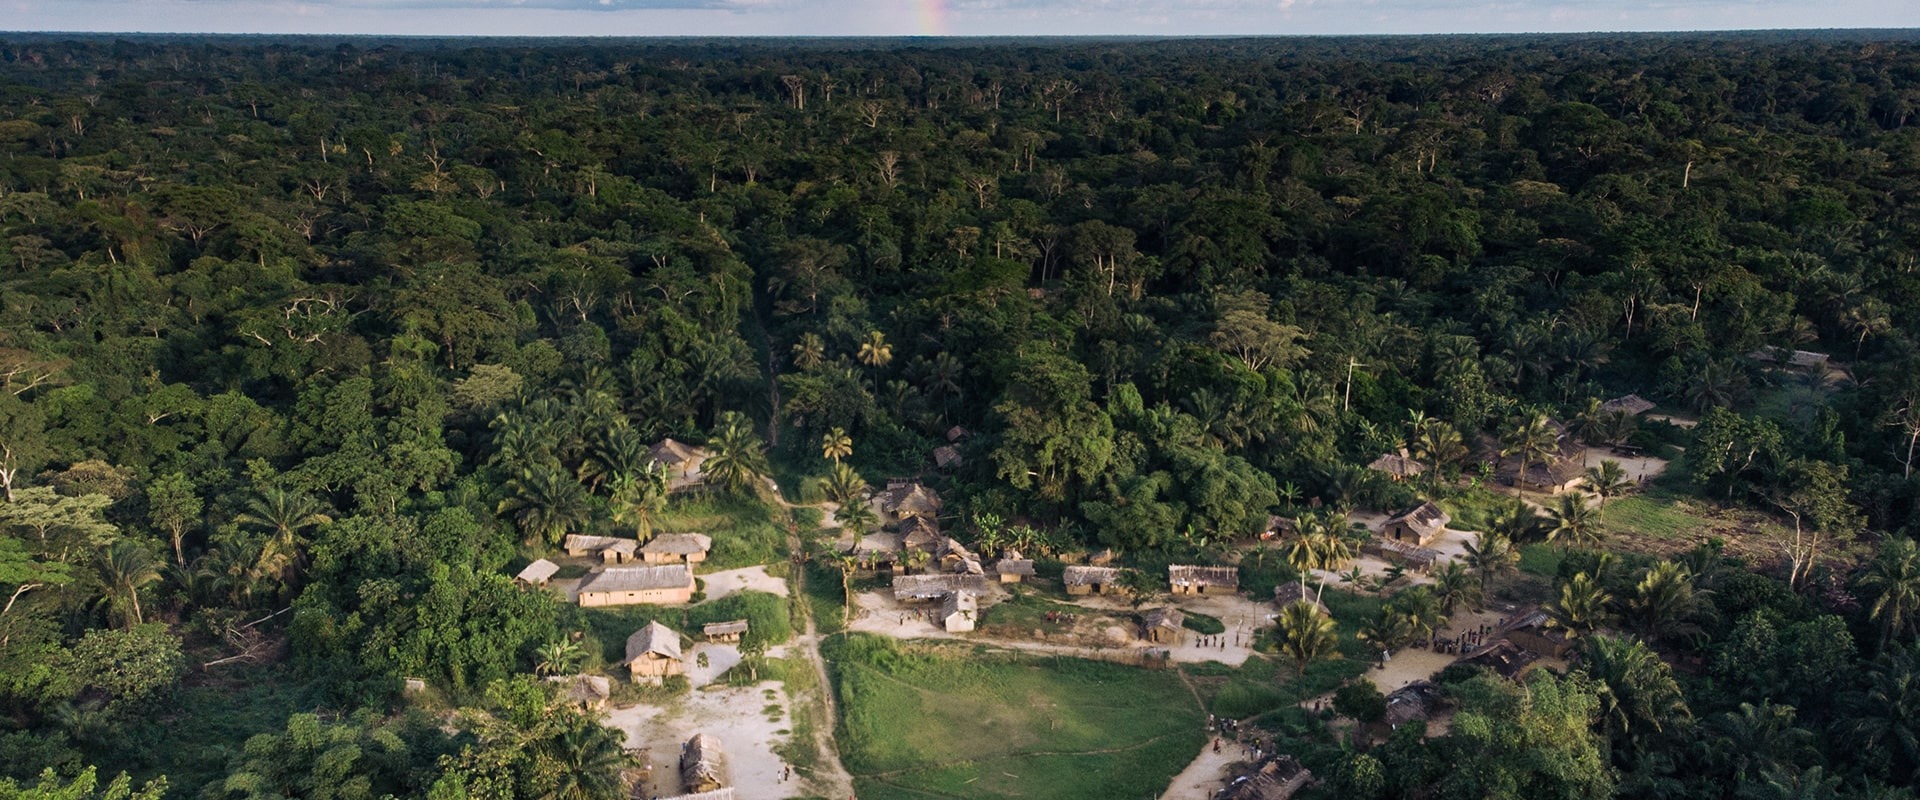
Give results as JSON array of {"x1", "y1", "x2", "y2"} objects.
[{"x1": 829, "y1": 635, "x2": 1206, "y2": 800}]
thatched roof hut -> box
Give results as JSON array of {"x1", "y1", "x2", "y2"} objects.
[
  {"x1": 1368, "y1": 451, "x2": 1426, "y2": 480},
  {"x1": 1141, "y1": 607, "x2": 1184, "y2": 643},
  {"x1": 1383, "y1": 502, "x2": 1450, "y2": 547},
  {"x1": 515, "y1": 559, "x2": 560, "y2": 586},
  {"x1": 640, "y1": 533, "x2": 713, "y2": 564},
  {"x1": 1063, "y1": 565, "x2": 1126, "y2": 595},
  {"x1": 703, "y1": 619, "x2": 749, "y2": 642},
  {"x1": 892, "y1": 573, "x2": 988, "y2": 602},
  {"x1": 545, "y1": 674, "x2": 611, "y2": 710},
  {"x1": 1600, "y1": 394, "x2": 1656, "y2": 416},
  {"x1": 940, "y1": 590, "x2": 978, "y2": 633},
  {"x1": 680, "y1": 733, "x2": 727, "y2": 793},
  {"x1": 1218, "y1": 755, "x2": 1313, "y2": 800}
]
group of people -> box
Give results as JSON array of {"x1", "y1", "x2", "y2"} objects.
[
  {"x1": 1193, "y1": 633, "x2": 1236, "y2": 649},
  {"x1": 1420, "y1": 623, "x2": 1498, "y2": 655}
]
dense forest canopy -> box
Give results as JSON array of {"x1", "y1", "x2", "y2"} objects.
[{"x1": 4, "y1": 31, "x2": 1920, "y2": 800}]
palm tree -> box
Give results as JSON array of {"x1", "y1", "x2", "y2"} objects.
[
  {"x1": 1702, "y1": 702, "x2": 1817, "y2": 787},
  {"x1": 1414, "y1": 421, "x2": 1468, "y2": 496},
  {"x1": 579, "y1": 426, "x2": 648, "y2": 494},
  {"x1": 1546, "y1": 571, "x2": 1615, "y2": 640},
  {"x1": 823, "y1": 462, "x2": 867, "y2": 505},
  {"x1": 856, "y1": 330, "x2": 893, "y2": 371},
  {"x1": 702, "y1": 411, "x2": 770, "y2": 495},
  {"x1": 1570, "y1": 397, "x2": 1608, "y2": 465},
  {"x1": 1584, "y1": 460, "x2": 1632, "y2": 506},
  {"x1": 1840, "y1": 644, "x2": 1920, "y2": 783},
  {"x1": 1358, "y1": 607, "x2": 1414, "y2": 653},
  {"x1": 1861, "y1": 538, "x2": 1920, "y2": 648},
  {"x1": 838, "y1": 494, "x2": 877, "y2": 536},
  {"x1": 1629, "y1": 561, "x2": 1711, "y2": 644},
  {"x1": 95, "y1": 539, "x2": 161, "y2": 628},
  {"x1": 1546, "y1": 491, "x2": 1602, "y2": 550},
  {"x1": 820, "y1": 426, "x2": 853, "y2": 463},
  {"x1": 919, "y1": 351, "x2": 964, "y2": 418},
  {"x1": 1501, "y1": 411, "x2": 1561, "y2": 498},
  {"x1": 790, "y1": 332, "x2": 825, "y2": 370},
  {"x1": 530, "y1": 716, "x2": 630, "y2": 800},
  {"x1": 1431, "y1": 561, "x2": 1483, "y2": 614},
  {"x1": 1390, "y1": 585, "x2": 1448, "y2": 643},
  {"x1": 497, "y1": 464, "x2": 593, "y2": 547},
  {"x1": 535, "y1": 639, "x2": 585, "y2": 676},
  {"x1": 1276, "y1": 600, "x2": 1339, "y2": 677},
  {"x1": 606, "y1": 462, "x2": 670, "y2": 540},
  {"x1": 1579, "y1": 634, "x2": 1689, "y2": 741},
  {"x1": 1464, "y1": 531, "x2": 1520, "y2": 589},
  {"x1": 235, "y1": 486, "x2": 334, "y2": 588}
]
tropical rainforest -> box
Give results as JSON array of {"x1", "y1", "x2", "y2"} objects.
[{"x1": 4, "y1": 30, "x2": 1920, "y2": 800}]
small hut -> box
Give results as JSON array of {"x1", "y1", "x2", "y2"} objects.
[
  {"x1": 702, "y1": 619, "x2": 749, "y2": 643},
  {"x1": 940, "y1": 590, "x2": 978, "y2": 633},
  {"x1": 1502, "y1": 609, "x2": 1573, "y2": 658},
  {"x1": 1087, "y1": 548, "x2": 1116, "y2": 566},
  {"x1": 1360, "y1": 538, "x2": 1443, "y2": 572},
  {"x1": 1368, "y1": 450, "x2": 1426, "y2": 481},
  {"x1": 946, "y1": 425, "x2": 969, "y2": 442},
  {"x1": 1141, "y1": 607, "x2": 1184, "y2": 644},
  {"x1": 1383, "y1": 502, "x2": 1450, "y2": 547},
  {"x1": 563, "y1": 534, "x2": 640, "y2": 564},
  {"x1": 878, "y1": 480, "x2": 943, "y2": 525},
  {"x1": 650, "y1": 437, "x2": 707, "y2": 477},
  {"x1": 679, "y1": 733, "x2": 727, "y2": 794},
  {"x1": 515, "y1": 559, "x2": 559, "y2": 587},
  {"x1": 932, "y1": 445, "x2": 963, "y2": 470},
  {"x1": 901, "y1": 517, "x2": 943, "y2": 555},
  {"x1": 1599, "y1": 394, "x2": 1656, "y2": 416},
  {"x1": 1272, "y1": 582, "x2": 1323, "y2": 610},
  {"x1": 624, "y1": 621, "x2": 684, "y2": 683},
  {"x1": 1383, "y1": 680, "x2": 1441, "y2": 729},
  {"x1": 1456, "y1": 640, "x2": 1540, "y2": 680},
  {"x1": 640, "y1": 533, "x2": 713, "y2": 565},
  {"x1": 1168, "y1": 565, "x2": 1239, "y2": 596},
  {"x1": 545, "y1": 674, "x2": 612, "y2": 711},
  {"x1": 1219, "y1": 755, "x2": 1313, "y2": 800},
  {"x1": 1261, "y1": 515, "x2": 1297, "y2": 540},
  {"x1": 1063, "y1": 565, "x2": 1125, "y2": 596},
  {"x1": 995, "y1": 558, "x2": 1035, "y2": 584}
]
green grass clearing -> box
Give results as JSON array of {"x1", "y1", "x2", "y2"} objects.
[
  {"x1": 655, "y1": 493, "x2": 788, "y2": 569},
  {"x1": 828, "y1": 635, "x2": 1205, "y2": 800}
]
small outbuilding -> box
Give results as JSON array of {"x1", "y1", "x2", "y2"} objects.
[
  {"x1": 1168, "y1": 565, "x2": 1239, "y2": 596},
  {"x1": 1600, "y1": 394, "x2": 1656, "y2": 416},
  {"x1": 1272, "y1": 582, "x2": 1324, "y2": 611},
  {"x1": 703, "y1": 619, "x2": 749, "y2": 643},
  {"x1": 650, "y1": 437, "x2": 708, "y2": 477},
  {"x1": 1063, "y1": 565, "x2": 1126, "y2": 596},
  {"x1": 995, "y1": 558, "x2": 1035, "y2": 584},
  {"x1": 679, "y1": 733, "x2": 727, "y2": 794},
  {"x1": 625, "y1": 621, "x2": 684, "y2": 683},
  {"x1": 1141, "y1": 607, "x2": 1184, "y2": 644},
  {"x1": 1502, "y1": 609, "x2": 1574, "y2": 658},
  {"x1": 563, "y1": 534, "x2": 640, "y2": 564},
  {"x1": 515, "y1": 559, "x2": 560, "y2": 587},
  {"x1": 1360, "y1": 538, "x2": 1442, "y2": 572},
  {"x1": 932, "y1": 445, "x2": 963, "y2": 470},
  {"x1": 1382, "y1": 502, "x2": 1450, "y2": 547},
  {"x1": 1219, "y1": 755, "x2": 1313, "y2": 800},
  {"x1": 577, "y1": 564, "x2": 697, "y2": 607},
  {"x1": 1456, "y1": 639, "x2": 1541, "y2": 680},
  {"x1": 545, "y1": 674, "x2": 612, "y2": 711},
  {"x1": 640, "y1": 533, "x2": 713, "y2": 565},
  {"x1": 878, "y1": 480, "x2": 943, "y2": 525},
  {"x1": 940, "y1": 590, "x2": 978, "y2": 633},
  {"x1": 1368, "y1": 450, "x2": 1426, "y2": 481}
]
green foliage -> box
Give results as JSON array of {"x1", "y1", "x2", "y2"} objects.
[
  {"x1": 0, "y1": 767, "x2": 166, "y2": 800},
  {"x1": 1181, "y1": 610, "x2": 1226, "y2": 635},
  {"x1": 681, "y1": 590, "x2": 793, "y2": 651},
  {"x1": 70, "y1": 624, "x2": 184, "y2": 718},
  {"x1": 1333, "y1": 681, "x2": 1389, "y2": 724}
]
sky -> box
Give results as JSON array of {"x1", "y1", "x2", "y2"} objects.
[{"x1": 1, "y1": 0, "x2": 1916, "y2": 37}]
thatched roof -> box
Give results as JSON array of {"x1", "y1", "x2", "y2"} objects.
[
  {"x1": 1219, "y1": 755, "x2": 1313, "y2": 800},
  {"x1": 1063, "y1": 565, "x2": 1124, "y2": 586},
  {"x1": 880, "y1": 481, "x2": 943, "y2": 519},
  {"x1": 564, "y1": 533, "x2": 630, "y2": 552},
  {"x1": 545, "y1": 674, "x2": 611, "y2": 705},
  {"x1": 892, "y1": 573, "x2": 989, "y2": 601},
  {"x1": 703, "y1": 619, "x2": 749, "y2": 637},
  {"x1": 1457, "y1": 640, "x2": 1539, "y2": 679},
  {"x1": 1142, "y1": 607, "x2": 1184, "y2": 630},
  {"x1": 516, "y1": 559, "x2": 559, "y2": 583},
  {"x1": 626, "y1": 621, "x2": 682, "y2": 662},
  {"x1": 641, "y1": 533, "x2": 713, "y2": 556},
  {"x1": 650, "y1": 437, "x2": 703, "y2": 466},
  {"x1": 1272, "y1": 583, "x2": 1322, "y2": 607},
  {"x1": 941, "y1": 590, "x2": 978, "y2": 619},
  {"x1": 1384, "y1": 680, "x2": 1440, "y2": 727},
  {"x1": 933, "y1": 445, "x2": 963, "y2": 469},
  {"x1": 1367, "y1": 451, "x2": 1425, "y2": 478},
  {"x1": 1361, "y1": 538, "x2": 1443, "y2": 566},
  {"x1": 680, "y1": 733, "x2": 726, "y2": 788},
  {"x1": 1600, "y1": 394, "x2": 1656, "y2": 416},
  {"x1": 1264, "y1": 515, "x2": 1297, "y2": 537},
  {"x1": 1748, "y1": 347, "x2": 1830, "y2": 369},
  {"x1": 946, "y1": 425, "x2": 969, "y2": 442},
  {"x1": 900, "y1": 517, "x2": 942, "y2": 551},
  {"x1": 996, "y1": 558, "x2": 1035, "y2": 577},
  {"x1": 1385, "y1": 502, "x2": 1450, "y2": 537},
  {"x1": 580, "y1": 564, "x2": 695, "y2": 595},
  {"x1": 1168, "y1": 565, "x2": 1239, "y2": 590},
  {"x1": 659, "y1": 790, "x2": 736, "y2": 800}
]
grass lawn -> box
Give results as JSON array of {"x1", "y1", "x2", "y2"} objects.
[
  {"x1": 827, "y1": 634, "x2": 1206, "y2": 800},
  {"x1": 1595, "y1": 491, "x2": 1719, "y2": 542},
  {"x1": 1518, "y1": 543, "x2": 1564, "y2": 578},
  {"x1": 655, "y1": 493, "x2": 788, "y2": 570}
]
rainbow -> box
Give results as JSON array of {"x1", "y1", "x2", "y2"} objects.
[{"x1": 915, "y1": 0, "x2": 950, "y2": 35}]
